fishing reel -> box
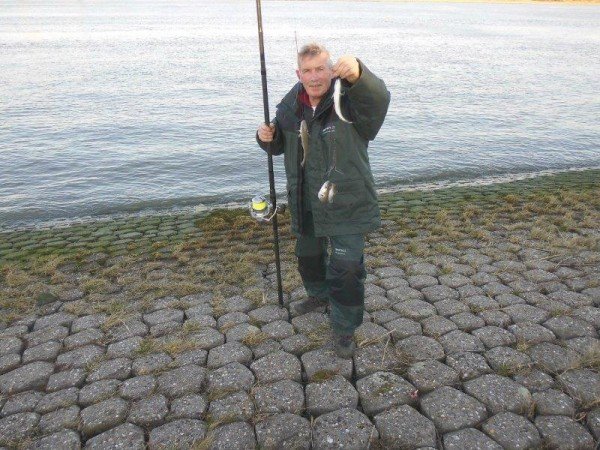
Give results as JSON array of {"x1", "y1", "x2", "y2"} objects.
[{"x1": 249, "y1": 194, "x2": 285, "y2": 223}]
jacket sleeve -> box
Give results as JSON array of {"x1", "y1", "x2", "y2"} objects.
[
  {"x1": 256, "y1": 117, "x2": 285, "y2": 156},
  {"x1": 345, "y1": 59, "x2": 391, "y2": 142}
]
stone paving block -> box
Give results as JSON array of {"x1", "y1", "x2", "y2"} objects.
[
  {"x1": 207, "y1": 391, "x2": 254, "y2": 422},
  {"x1": 150, "y1": 321, "x2": 181, "y2": 337},
  {"x1": 38, "y1": 405, "x2": 80, "y2": 434},
  {"x1": 105, "y1": 320, "x2": 148, "y2": 344},
  {"x1": 435, "y1": 299, "x2": 470, "y2": 317},
  {"x1": 80, "y1": 397, "x2": 128, "y2": 438},
  {"x1": 393, "y1": 299, "x2": 436, "y2": 321},
  {"x1": 527, "y1": 342, "x2": 580, "y2": 374},
  {"x1": 438, "y1": 330, "x2": 484, "y2": 354},
  {"x1": 449, "y1": 312, "x2": 486, "y2": 331},
  {"x1": 503, "y1": 304, "x2": 549, "y2": 324},
  {"x1": 0, "y1": 354, "x2": 21, "y2": 376},
  {"x1": 106, "y1": 336, "x2": 143, "y2": 359},
  {"x1": 143, "y1": 308, "x2": 184, "y2": 327},
  {"x1": 383, "y1": 317, "x2": 422, "y2": 340},
  {"x1": 587, "y1": 407, "x2": 600, "y2": 440},
  {"x1": 128, "y1": 393, "x2": 168, "y2": 427},
  {"x1": 370, "y1": 309, "x2": 400, "y2": 325},
  {"x1": 354, "y1": 322, "x2": 390, "y2": 347},
  {"x1": 251, "y1": 338, "x2": 282, "y2": 359},
  {"x1": 188, "y1": 327, "x2": 225, "y2": 350},
  {"x1": 508, "y1": 322, "x2": 556, "y2": 346},
  {"x1": 564, "y1": 336, "x2": 600, "y2": 356},
  {"x1": 396, "y1": 335, "x2": 445, "y2": 362},
  {"x1": 557, "y1": 369, "x2": 600, "y2": 409},
  {"x1": 296, "y1": 349, "x2": 352, "y2": 381},
  {"x1": 207, "y1": 342, "x2": 252, "y2": 369},
  {"x1": 387, "y1": 286, "x2": 424, "y2": 303},
  {"x1": 463, "y1": 295, "x2": 500, "y2": 312},
  {"x1": 543, "y1": 315, "x2": 597, "y2": 340},
  {"x1": 85, "y1": 422, "x2": 145, "y2": 450},
  {"x1": 291, "y1": 312, "x2": 328, "y2": 334},
  {"x1": 443, "y1": 427, "x2": 502, "y2": 450},
  {"x1": 312, "y1": 408, "x2": 377, "y2": 450},
  {"x1": 1, "y1": 391, "x2": 43, "y2": 417},
  {"x1": 464, "y1": 374, "x2": 532, "y2": 415},
  {"x1": 354, "y1": 343, "x2": 399, "y2": 379},
  {"x1": 374, "y1": 405, "x2": 436, "y2": 449},
  {"x1": 571, "y1": 306, "x2": 600, "y2": 328},
  {"x1": 478, "y1": 310, "x2": 511, "y2": 328},
  {"x1": 0, "y1": 325, "x2": 29, "y2": 339},
  {"x1": 0, "y1": 361, "x2": 54, "y2": 394},
  {"x1": 472, "y1": 272, "x2": 499, "y2": 286},
  {"x1": 207, "y1": 362, "x2": 255, "y2": 394},
  {"x1": 407, "y1": 360, "x2": 459, "y2": 393},
  {"x1": 87, "y1": 357, "x2": 131, "y2": 383},
  {"x1": 364, "y1": 295, "x2": 390, "y2": 312},
  {"x1": 254, "y1": 379, "x2": 305, "y2": 415},
  {"x1": 548, "y1": 290, "x2": 593, "y2": 308},
  {"x1": 261, "y1": 320, "x2": 295, "y2": 340},
  {"x1": 0, "y1": 412, "x2": 40, "y2": 446},
  {"x1": 148, "y1": 418, "x2": 207, "y2": 449},
  {"x1": 248, "y1": 305, "x2": 289, "y2": 326},
  {"x1": 280, "y1": 334, "x2": 311, "y2": 356},
  {"x1": 185, "y1": 303, "x2": 214, "y2": 319},
  {"x1": 533, "y1": 388, "x2": 576, "y2": 416},
  {"x1": 439, "y1": 273, "x2": 471, "y2": 289},
  {"x1": 484, "y1": 346, "x2": 532, "y2": 374},
  {"x1": 408, "y1": 263, "x2": 439, "y2": 276},
  {"x1": 305, "y1": 375, "x2": 357, "y2": 416},
  {"x1": 378, "y1": 276, "x2": 409, "y2": 291},
  {"x1": 458, "y1": 284, "x2": 485, "y2": 298},
  {"x1": 482, "y1": 282, "x2": 512, "y2": 297},
  {"x1": 71, "y1": 314, "x2": 107, "y2": 333},
  {"x1": 374, "y1": 266, "x2": 406, "y2": 278},
  {"x1": 472, "y1": 326, "x2": 516, "y2": 348},
  {"x1": 535, "y1": 415, "x2": 595, "y2": 450},
  {"x1": 446, "y1": 351, "x2": 492, "y2": 381},
  {"x1": 420, "y1": 386, "x2": 488, "y2": 433},
  {"x1": 0, "y1": 337, "x2": 23, "y2": 356},
  {"x1": 496, "y1": 293, "x2": 526, "y2": 307},
  {"x1": 33, "y1": 312, "x2": 76, "y2": 331},
  {"x1": 132, "y1": 352, "x2": 172, "y2": 376},
  {"x1": 78, "y1": 379, "x2": 120, "y2": 407},
  {"x1": 35, "y1": 387, "x2": 78, "y2": 414},
  {"x1": 63, "y1": 328, "x2": 104, "y2": 351},
  {"x1": 512, "y1": 369, "x2": 555, "y2": 393},
  {"x1": 217, "y1": 312, "x2": 250, "y2": 330},
  {"x1": 157, "y1": 364, "x2": 206, "y2": 398},
  {"x1": 482, "y1": 411, "x2": 540, "y2": 450},
  {"x1": 422, "y1": 284, "x2": 460, "y2": 303},
  {"x1": 251, "y1": 351, "x2": 302, "y2": 384},
  {"x1": 421, "y1": 315, "x2": 457, "y2": 337},
  {"x1": 28, "y1": 430, "x2": 81, "y2": 450},
  {"x1": 171, "y1": 348, "x2": 208, "y2": 368},
  {"x1": 408, "y1": 275, "x2": 438, "y2": 290},
  {"x1": 170, "y1": 394, "x2": 208, "y2": 420},
  {"x1": 207, "y1": 421, "x2": 255, "y2": 450},
  {"x1": 255, "y1": 413, "x2": 311, "y2": 450},
  {"x1": 356, "y1": 371, "x2": 416, "y2": 416},
  {"x1": 56, "y1": 345, "x2": 105, "y2": 370},
  {"x1": 118, "y1": 374, "x2": 157, "y2": 400}
]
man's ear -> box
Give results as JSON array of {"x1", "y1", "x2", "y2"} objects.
[{"x1": 296, "y1": 69, "x2": 301, "y2": 80}]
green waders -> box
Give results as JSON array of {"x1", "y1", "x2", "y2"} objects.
[{"x1": 295, "y1": 210, "x2": 366, "y2": 336}]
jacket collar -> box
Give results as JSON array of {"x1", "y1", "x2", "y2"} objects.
[{"x1": 280, "y1": 81, "x2": 335, "y2": 121}]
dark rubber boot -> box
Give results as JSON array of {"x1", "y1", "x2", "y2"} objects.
[
  {"x1": 334, "y1": 333, "x2": 356, "y2": 359},
  {"x1": 293, "y1": 296, "x2": 328, "y2": 316}
]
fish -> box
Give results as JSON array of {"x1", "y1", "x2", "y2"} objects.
[
  {"x1": 299, "y1": 119, "x2": 309, "y2": 167},
  {"x1": 318, "y1": 181, "x2": 332, "y2": 203},
  {"x1": 318, "y1": 181, "x2": 337, "y2": 204},
  {"x1": 333, "y1": 78, "x2": 352, "y2": 124}
]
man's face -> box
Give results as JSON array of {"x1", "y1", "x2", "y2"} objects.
[{"x1": 296, "y1": 52, "x2": 334, "y2": 105}]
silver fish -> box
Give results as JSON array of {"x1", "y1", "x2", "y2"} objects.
[
  {"x1": 333, "y1": 78, "x2": 352, "y2": 124},
  {"x1": 318, "y1": 181, "x2": 332, "y2": 203},
  {"x1": 327, "y1": 183, "x2": 336, "y2": 203},
  {"x1": 299, "y1": 119, "x2": 309, "y2": 167}
]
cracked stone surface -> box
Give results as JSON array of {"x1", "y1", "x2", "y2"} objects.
[{"x1": 1, "y1": 171, "x2": 599, "y2": 449}]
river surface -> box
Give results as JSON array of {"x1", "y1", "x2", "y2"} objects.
[{"x1": 1, "y1": 0, "x2": 599, "y2": 229}]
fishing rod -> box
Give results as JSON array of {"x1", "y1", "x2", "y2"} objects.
[{"x1": 254, "y1": 0, "x2": 284, "y2": 306}]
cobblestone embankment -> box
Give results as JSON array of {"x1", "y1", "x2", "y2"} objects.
[{"x1": 0, "y1": 169, "x2": 599, "y2": 449}]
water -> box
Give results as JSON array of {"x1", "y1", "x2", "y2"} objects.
[{"x1": 1, "y1": 0, "x2": 599, "y2": 230}]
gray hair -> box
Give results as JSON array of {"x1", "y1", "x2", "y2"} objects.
[{"x1": 297, "y1": 42, "x2": 333, "y2": 68}]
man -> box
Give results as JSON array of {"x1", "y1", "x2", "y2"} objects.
[{"x1": 256, "y1": 43, "x2": 390, "y2": 358}]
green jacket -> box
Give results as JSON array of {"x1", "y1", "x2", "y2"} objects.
[{"x1": 259, "y1": 60, "x2": 390, "y2": 237}]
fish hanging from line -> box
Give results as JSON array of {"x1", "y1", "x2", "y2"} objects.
[
  {"x1": 333, "y1": 78, "x2": 352, "y2": 124},
  {"x1": 318, "y1": 181, "x2": 336, "y2": 204},
  {"x1": 299, "y1": 119, "x2": 309, "y2": 167}
]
